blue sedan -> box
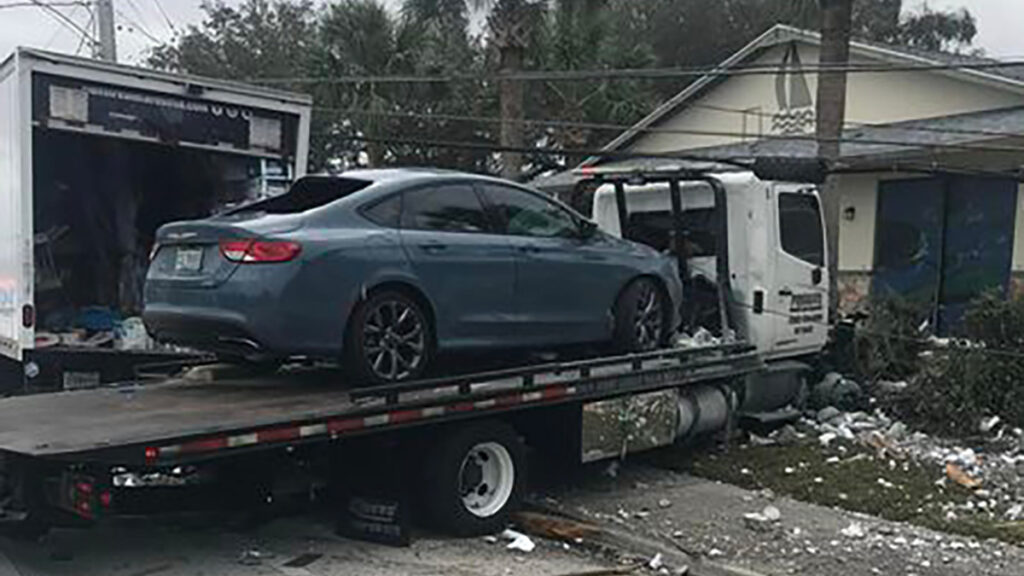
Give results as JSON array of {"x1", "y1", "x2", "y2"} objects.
[{"x1": 144, "y1": 169, "x2": 682, "y2": 385}]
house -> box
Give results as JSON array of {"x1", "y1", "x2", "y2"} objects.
[{"x1": 535, "y1": 24, "x2": 1024, "y2": 333}]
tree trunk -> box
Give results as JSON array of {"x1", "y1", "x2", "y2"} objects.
[
  {"x1": 499, "y1": 45, "x2": 525, "y2": 181},
  {"x1": 815, "y1": 0, "x2": 853, "y2": 321}
]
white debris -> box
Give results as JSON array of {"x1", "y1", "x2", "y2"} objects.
[
  {"x1": 1005, "y1": 503, "x2": 1023, "y2": 520},
  {"x1": 707, "y1": 548, "x2": 724, "y2": 557},
  {"x1": 818, "y1": 432, "x2": 838, "y2": 446},
  {"x1": 604, "y1": 461, "x2": 620, "y2": 478},
  {"x1": 658, "y1": 499, "x2": 672, "y2": 509},
  {"x1": 502, "y1": 529, "x2": 536, "y2": 553},
  {"x1": 825, "y1": 456, "x2": 841, "y2": 464},
  {"x1": 784, "y1": 467, "x2": 796, "y2": 475},
  {"x1": 762, "y1": 505, "x2": 781, "y2": 521},
  {"x1": 648, "y1": 553, "x2": 664, "y2": 570},
  {"x1": 483, "y1": 535, "x2": 499, "y2": 544},
  {"x1": 876, "y1": 478, "x2": 895, "y2": 489},
  {"x1": 740, "y1": 468, "x2": 752, "y2": 475},
  {"x1": 980, "y1": 415, "x2": 1002, "y2": 433},
  {"x1": 840, "y1": 522, "x2": 866, "y2": 539}
]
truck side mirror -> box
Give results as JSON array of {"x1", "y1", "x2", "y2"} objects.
[
  {"x1": 812, "y1": 267, "x2": 823, "y2": 286},
  {"x1": 578, "y1": 219, "x2": 599, "y2": 239}
]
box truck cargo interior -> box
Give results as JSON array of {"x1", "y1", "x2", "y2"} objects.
[{"x1": 32, "y1": 128, "x2": 278, "y2": 345}]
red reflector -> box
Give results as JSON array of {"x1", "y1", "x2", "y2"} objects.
[
  {"x1": 220, "y1": 239, "x2": 301, "y2": 263},
  {"x1": 22, "y1": 305, "x2": 34, "y2": 329},
  {"x1": 144, "y1": 446, "x2": 159, "y2": 462},
  {"x1": 75, "y1": 481, "x2": 93, "y2": 495},
  {"x1": 99, "y1": 491, "x2": 112, "y2": 508}
]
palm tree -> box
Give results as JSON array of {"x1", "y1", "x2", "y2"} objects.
[{"x1": 405, "y1": 0, "x2": 544, "y2": 179}]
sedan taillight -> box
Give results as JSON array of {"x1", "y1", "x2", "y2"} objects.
[{"x1": 219, "y1": 239, "x2": 302, "y2": 263}]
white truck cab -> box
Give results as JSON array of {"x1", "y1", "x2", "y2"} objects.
[{"x1": 591, "y1": 170, "x2": 828, "y2": 361}]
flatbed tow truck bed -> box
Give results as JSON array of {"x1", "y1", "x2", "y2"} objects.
[
  {"x1": 0, "y1": 343, "x2": 758, "y2": 466},
  {"x1": 0, "y1": 343, "x2": 765, "y2": 536}
]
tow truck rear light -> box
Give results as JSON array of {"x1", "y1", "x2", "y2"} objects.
[{"x1": 219, "y1": 239, "x2": 301, "y2": 263}]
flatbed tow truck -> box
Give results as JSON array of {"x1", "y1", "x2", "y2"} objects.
[{"x1": 0, "y1": 163, "x2": 829, "y2": 537}]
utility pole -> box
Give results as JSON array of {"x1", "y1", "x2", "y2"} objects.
[
  {"x1": 498, "y1": 45, "x2": 524, "y2": 181},
  {"x1": 815, "y1": 0, "x2": 852, "y2": 320},
  {"x1": 95, "y1": 0, "x2": 117, "y2": 62}
]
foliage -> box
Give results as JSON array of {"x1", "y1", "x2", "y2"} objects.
[
  {"x1": 895, "y1": 291, "x2": 1024, "y2": 436},
  {"x1": 850, "y1": 296, "x2": 928, "y2": 383},
  {"x1": 147, "y1": 0, "x2": 980, "y2": 173}
]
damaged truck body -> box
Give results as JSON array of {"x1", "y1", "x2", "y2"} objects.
[{"x1": 0, "y1": 48, "x2": 312, "y2": 391}]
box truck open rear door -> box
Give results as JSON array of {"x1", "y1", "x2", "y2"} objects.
[{"x1": 0, "y1": 55, "x2": 31, "y2": 362}]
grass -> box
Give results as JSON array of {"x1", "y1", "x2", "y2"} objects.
[{"x1": 648, "y1": 438, "x2": 1024, "y2": 546}]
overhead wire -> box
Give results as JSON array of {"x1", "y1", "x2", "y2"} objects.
[
  {"x1": 28, "y1": 0, "x2": 96, "y2": 48},
  {"x1": 75, "y1": 4, "x2": 95, "y2": 56},
  {"x1": 313, "y1": 106, "x2": 1024, "y2": 157},
  {"x1": 245, "y1": 59, "x2": 1024, "y2": 86},
  {"x1": 115, "y1": 6, "x2": 161, "y2": 45},
  {"x1": 0, "y1": 0, "x2": 86, "y2": 7},
  {"x1": 149, "y1": 0, "x2": 176, "y2": 35}
]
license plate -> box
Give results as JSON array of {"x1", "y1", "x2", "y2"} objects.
[{"x1": 175, "y1": 247, "x2": 204, "y2": 272}]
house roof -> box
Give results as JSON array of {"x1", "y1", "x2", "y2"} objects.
[
  {"x1": 590, "y1": 24, "x2": 1024, "y2": 162},
  {"x1": 532, "y1": 105, "x2": 1024, "y2": 193}
]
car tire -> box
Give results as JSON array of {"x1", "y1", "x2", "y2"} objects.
[
  {"x1": 612, "y1": 277, "x2": 669, "y2": 353},
  {"x1": 421, "y1": 421, "x2": 526, "y2": 536},
  {"x1": 344, "y1": 290, "x2": 433, "y2": 386}
]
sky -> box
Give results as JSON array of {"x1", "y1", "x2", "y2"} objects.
[{"x1": 0, "y1": 0, "x2": 1022, "y2": 65}]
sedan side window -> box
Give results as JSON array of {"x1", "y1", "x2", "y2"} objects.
[
  {"x1": 401, "y1": 184, "x2": 490, "y2": 233},
  {"x1": 481, "y1": 184, "x2": 579, "y2": 238}
]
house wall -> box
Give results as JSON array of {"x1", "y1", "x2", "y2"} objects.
[
  {"x1": 628, "y1": 43, "x2": 1023, "y2": 155},
  {"x1": 836, "y1": 173, "x2": 1024, "y2": 310}
]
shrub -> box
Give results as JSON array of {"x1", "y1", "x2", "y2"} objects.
[
  {"x1": 850, "y1": 296, "x2": 929, "y2": 383},
  {"x1": 897, "y1": 291, "x2": 1024, "y2": 435}
]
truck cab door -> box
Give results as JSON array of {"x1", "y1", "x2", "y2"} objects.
[{"x1": 769, "y1": 189, "x2": 829, "y2": 358}]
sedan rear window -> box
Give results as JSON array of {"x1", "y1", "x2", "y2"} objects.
[{"x1": 231, "y1": 177, "x2": 371, "y2": 215}]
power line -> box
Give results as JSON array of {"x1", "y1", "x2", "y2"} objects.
[
  {"x1": 0, "y1": 1, "x2": 86, "y2": 8},
  {"x1": 314, "y1": 106, "x2": 1024, "y2": 156},
  {"x1": 75, "y1": 5, "x2": 95, "y2": 56},
  {"x1": 28, "y1": 0, "x2": 96, "y2": 48},
  {"x1": 149, "y1": 0, "x2": 176, "y2": 35},
  {"x1": 115, "y1": 7, "x2": 160, "y2": 44},
  {"x1": 246, "y1": 59, "x2": 1024, "y2": 86}
]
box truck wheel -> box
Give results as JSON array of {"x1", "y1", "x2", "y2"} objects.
[{"x1": 422, "y1": 421, "x2": 525, "y2": 536}]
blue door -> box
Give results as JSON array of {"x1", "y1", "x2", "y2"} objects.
[
  {"x1": 872, "y1": 177, "x2": 1015, "y2": 334},
  {"x1": 398, "y1": 183, "x2": 517, "y2": 348},
  {"x1": 937, "y1": 177, "x2": 1016, "y2": 331},
  {"x1": 478, "y1": 183, "x2": 627, "y2": 345}
]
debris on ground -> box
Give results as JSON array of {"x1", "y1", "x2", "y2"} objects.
[
  {"x1": 238, "y1": 549, "x2": 271, "y2": 566},
  {"x1": 647, "y1": 552, "x2": 663, "y2": 570},
  {"x1": 502, "y1": 529, "x2": 536, "y2": 553},
  {"x1": 840, "y1": 522, "x2": 866, "y2": 539},
  {"x1": 513, "y1": 511, "x2": 599, "y2": 541},
  {"x1": 689, "y1": 369, "x2": 1024, "y2": 546}
]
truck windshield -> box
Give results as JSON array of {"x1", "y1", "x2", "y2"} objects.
[{"x1": 229, "y1": 177, "x2": 371, "y2": 215}]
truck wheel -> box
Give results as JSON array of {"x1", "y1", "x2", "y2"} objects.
[
  {"x1": 612, "y1": 277, "x2": 668, "y2": 353},
  {"x1": 345, "y1": 290, "x2": 433, "y2": 386},
  {"x1": 422, "y1": 421, "x2": 525, "y2": 536}
]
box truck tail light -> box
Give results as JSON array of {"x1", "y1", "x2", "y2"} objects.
[
  {"x1": 220, "y1": 239, "x2": 301, "y2": 263},
  {"x1": 22, "y1": 305, "x2": 34, "y2": 328}
]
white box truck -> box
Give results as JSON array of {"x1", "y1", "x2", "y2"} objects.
[{"x1": 0, "y1": 48, "x2": 312, "y2": 391}]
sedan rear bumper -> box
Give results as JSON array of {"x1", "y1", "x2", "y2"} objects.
[{"x1": 143, "y1": 306, "x2": 268, "y2": 357}]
